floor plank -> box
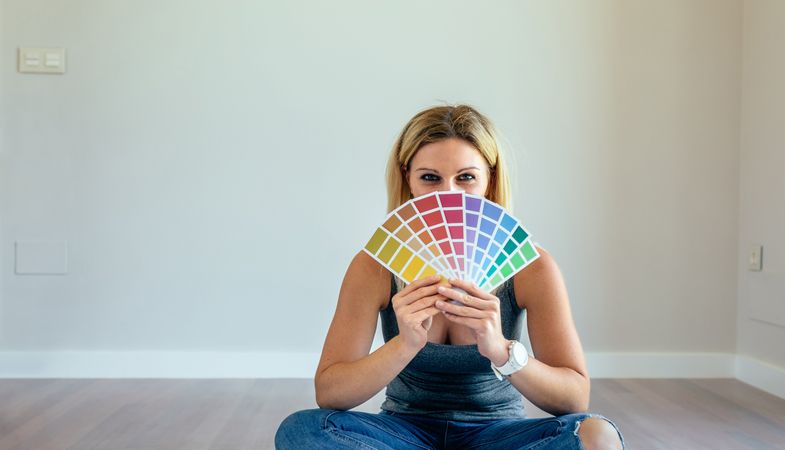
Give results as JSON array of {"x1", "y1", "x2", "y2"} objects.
[{"x1": 0, "y1": 378, "x2": 782, "y2": 449}]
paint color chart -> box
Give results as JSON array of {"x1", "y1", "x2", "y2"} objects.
[{"x1": 363, "y1": 191, "x2": 540, "y2": 292}]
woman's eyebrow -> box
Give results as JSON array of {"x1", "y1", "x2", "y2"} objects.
[{"x1": 414, "y1": 166, "x2": 481, "y2": 173}]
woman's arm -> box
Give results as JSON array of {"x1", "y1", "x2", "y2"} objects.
[
  {"x1": 509, "y1": 247, "x2": 589, "y2": 415},
  {"x1": 434, "y1": 247, "x2": 589, "y2": 416},
  {"x1": 314, "y1": 251, "x2": 443, "y2": 410}
]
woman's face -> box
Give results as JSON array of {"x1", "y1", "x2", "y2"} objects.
[{"x1": 406, "y1": 138, "x2": 491, "y2": 198}]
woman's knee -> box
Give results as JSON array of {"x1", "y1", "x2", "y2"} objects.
[
  {"x1": 275, "y1": 408, "x2": 334, "y2": 447},
  {"x1": 576, "y1": 416, "x2": 624, "y2": 450}
]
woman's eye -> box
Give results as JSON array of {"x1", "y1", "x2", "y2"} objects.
[
  {"x1": 421, "y1": 174, "x2": 440, "y2": 182},
  {"x1": 458, "y1": 173, "x2": 476, "y2": 181}
]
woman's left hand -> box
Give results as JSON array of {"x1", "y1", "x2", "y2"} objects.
[{"x1": 435, "y1": 279, "x2": 510, "y2": 367}]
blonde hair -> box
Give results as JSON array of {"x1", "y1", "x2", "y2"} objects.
[{"x1": 385, "y1": 104, "x2": 512, "y2": 213}]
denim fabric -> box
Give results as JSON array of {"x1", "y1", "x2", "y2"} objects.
[{"x1": 275, "y1": 408, "x2": 625, "y2": 449}]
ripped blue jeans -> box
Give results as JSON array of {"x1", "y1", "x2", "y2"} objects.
[{"x1": 275, "y1": 408, "x2": 625, "y2": 449}]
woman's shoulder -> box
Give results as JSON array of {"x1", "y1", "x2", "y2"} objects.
[
  {"x1": 512, "y1": 245, "x2": 566, "y2": 309},
  {"x1": 343, "y1": 250, "x2": 392, "y2": 311},
  {"x1": 521, "y1": 245, "x2": 560, "y2": 275},
  {"x1": 350, "y1": 250, "x2": 390, "y2": 279}
]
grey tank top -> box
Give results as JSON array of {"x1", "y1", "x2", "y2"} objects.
[{"x1": 380, "y1": 276, "x2": 527, "y2": 421}]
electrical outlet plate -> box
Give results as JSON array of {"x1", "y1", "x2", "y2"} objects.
[
  {"x1": 748, "y1": 245, "x2": 763, "y2": 271},
  {"x1": 18, "y1": 47, "x2": 66, "y2": 74}
]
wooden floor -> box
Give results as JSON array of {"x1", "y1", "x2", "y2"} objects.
[{"x1": 0, "y1": 379, "x2": 784, "y2": 449}]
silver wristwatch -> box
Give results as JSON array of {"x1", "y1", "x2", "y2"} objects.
[{"x1": 491, "y1": 340, "x2": 529, "y2": 380}]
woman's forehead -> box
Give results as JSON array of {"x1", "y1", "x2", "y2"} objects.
[{"x1": 410, "y1": 139, "x2": 488, "y2": 168}]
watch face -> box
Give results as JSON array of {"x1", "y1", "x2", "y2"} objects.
[{"x1": 511, "y1": 342, "x2": 527, "y2": 365}]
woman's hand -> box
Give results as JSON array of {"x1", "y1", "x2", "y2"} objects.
[
  {"x1": 392, "y1": 275, "x2": 445, "y2": 354},
  {"x1": 435, "y1": 279, "x2": 510, "y2": 366}
]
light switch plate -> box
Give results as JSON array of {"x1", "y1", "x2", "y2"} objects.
[
  {"x1": 15, "y1": 241, "x2": 69, "y2": 275},
  {"x1": 748, "y1": 244, "x2": 763, "y2": 271},
  {"x1": 18, "y1": 47, "x2": 66, "y2": 74}
]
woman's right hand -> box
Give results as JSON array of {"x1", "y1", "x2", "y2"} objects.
[{"x1": 392, "y1": 275, "x2": 446, "y2": 353}]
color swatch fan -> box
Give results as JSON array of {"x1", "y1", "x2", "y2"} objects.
[{"x1": 363, "y1": 191, "x2": 540, "y2": 292}]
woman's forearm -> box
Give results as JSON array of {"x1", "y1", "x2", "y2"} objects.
[
  {"x1": 315, "y1": 336, "x2": 418, "y2": 410},
  {"x1": 508, "y1": 357, "x2": 590, "y2": 416}
]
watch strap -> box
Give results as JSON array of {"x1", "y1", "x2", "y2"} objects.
[{"x1": 491, "y1": 340, "x2": 528, "y2": 379}]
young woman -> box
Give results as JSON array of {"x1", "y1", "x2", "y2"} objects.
[{"x1": 276, "y1": 105, "x2": 625, "y2": 449}]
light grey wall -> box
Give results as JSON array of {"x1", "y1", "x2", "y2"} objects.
[
  {"x1": 0, "y1": 0, "x2": 4, "y2": 329},
  {"x1": 737, "y1": 0, "x2": 785, "y2": 367},
  {"x1": 1, "y1": 1, "x2": 740, "y2": 356}
]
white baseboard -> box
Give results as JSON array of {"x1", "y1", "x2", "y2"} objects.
[
  {"x1": 1, "y1": 351, "x2": 783, "y2": 400},
  {"x1": 735, "y1": 355, "x2": 785, "y2": 399},
  {"x1": 585, "y1": 352, "x2": 736, "y2": 378},
  {"x1": 0, "y1": 351, "x2": 320, "y2": 378},
  {"x1": 0, "y1": 351, "x2": 737, "y2": 378}
]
